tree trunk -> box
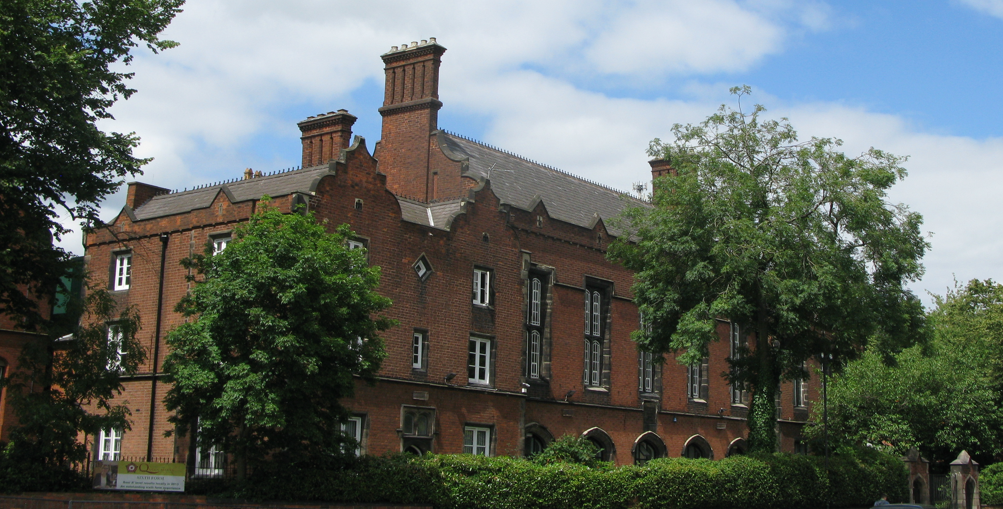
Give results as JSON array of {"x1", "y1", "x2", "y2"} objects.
[
  {"x1": 747, "y1": 296, "x2": 779, "y2": 453},
  {"x1": 235, "y1": 424, "x2": 248, "y2": 481}
]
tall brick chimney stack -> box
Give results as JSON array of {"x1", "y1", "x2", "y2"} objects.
[
  {"x1": 649, "y1": 159, "x2": 675, "y2": 180},
  {"x1": 298, "y1": 110, "x2": 357, "y2": 168},
  {"x1": 376, "y1": 38, "x2": 446, "y2": 201}
]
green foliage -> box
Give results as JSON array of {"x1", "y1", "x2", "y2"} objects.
[
  {"x1": 0, "y1": 285, "x2": 143, "y2": 468},
  {"x1": 609, "y1": 86, "x2": 927, "y2": 451},
  {"x1": 810, "y1": 279, "x2": 1003, "y2": 464},
  {"x1": 0, "y1": 0, "x2": 183, "y2": 327},
  {"x1": 188, "y1": 449, "x2": 906, "y2": 509},
  {"x1": 530, "y1": 435, "x2": 607, "y2": 468},
  {"x1": 163, "y1": 202, "x2": 395, "y2": 473},
  {"x1": 0, "y1": 450, "x2": 89, "y2": 494},
  {"x1": 981, "y1": 462, "x2": 1003, "y2": 506}
]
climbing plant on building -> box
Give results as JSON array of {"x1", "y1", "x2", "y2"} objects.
[{"x1": 608, "y1": 86, "x2": 928, "y2": 452}]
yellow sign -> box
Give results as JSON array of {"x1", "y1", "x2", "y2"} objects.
[{"x1": 93, "y1": 460, "x2": 187, "y2": 492}]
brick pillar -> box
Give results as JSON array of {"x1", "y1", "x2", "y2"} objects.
[
  {"x1": 950, "y1": 450, "x2": 980, "y2": 509},
  {"x1": 376, "y1": 38, "x2": 445, "y2": 202},
  {"x1": 126, "y1": 182, "x2": 170, "y2": 209},
  {"x1": 902, "y1": 448, "x2": 930, "y2": 505},
  {"x1": 298, "y1": 110, "x2": 358, "y2": 168}
]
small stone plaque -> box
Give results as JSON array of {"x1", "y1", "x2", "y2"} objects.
[{"x1": 413, "y1": 391, "x2": 429, "y2": 400}]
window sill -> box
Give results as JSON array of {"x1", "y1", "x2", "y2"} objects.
[
  {"x1": 466, "y1": 381, "x2": 493, "y2": 389},
  {"x1": 639, "y1": 392, "x2": 660, "y2": 399},
  {"x1": 585, "y1": 386, "x2": 608, "y2": 393},
  {"x1": 688, "y1": 398, "x2": 707, "y2": 404}
]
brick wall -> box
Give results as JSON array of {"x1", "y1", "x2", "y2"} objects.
[{"x1": 78, "y1": 40, "x2": 815, "y2": 469}]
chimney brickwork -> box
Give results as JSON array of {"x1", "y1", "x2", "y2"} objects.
[
  {"x1": 126, "y1": 182, "x2": 170, "y2": 209},
  {"x1": 376, "y1": 39, "x2": 446, "y2": 201},
  {"x1": 299, "y1": 110, "x2": 358, "y2": 168}
]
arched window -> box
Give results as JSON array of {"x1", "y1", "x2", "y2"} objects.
[
  {"x1": 632, "y1": 432, "x2": 667, "y2": 465},
  {"x1": 682, "y1": 435, "x2": 713, "y2": 459},
  {"x1": 726, "y1": 438, "x2": 747, "y2": 457},
  {"x1": 584, "y1": 291, "x2": 591, "y2": 334},
  {"x1": 524, "y1": 423, "x2": 553, "y2": 458},
  {"x1": 530, "y1": 278, "x2": 541, "y2": 325},
  {"x1": 591, "y1": 291, "x2": 601, "y2": 333},
  {"x1": 582, "y1": 427, "x2": 614, "y2": 462}
]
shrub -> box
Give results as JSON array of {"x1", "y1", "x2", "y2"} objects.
[
  {"x1": 177, "y1": 447, "x2": 907, "y2": 509},
  {"x1": 982, "y1": 463, "x2": 1003, "y2": 506},
  {"x1": 530, "y1": 435, "x2": 608, "y2": 469},
  {"x1": 0, "y1": 446, "x2": 89, "y2": 494}
]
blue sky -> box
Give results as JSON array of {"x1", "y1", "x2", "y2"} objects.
[{"x1": 66, "y1": 0, "x2": 1003, "y2": 306}]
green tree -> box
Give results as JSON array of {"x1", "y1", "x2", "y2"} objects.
[
  {"x1": 609, "y1": 87, "x2": 927, "y2": 452},
  {"x1": 0, "y1": 0, "x2": 183, "y2": 326},
  {"x1": 0, "y1": 285, "x2": 144, "y2": 467},
  {"x1": 163, "y1": 203, "x2": 394, "y2": 478},
  {"x1": 810, "y1": 279, "x2": 1003, "y2": 465}
]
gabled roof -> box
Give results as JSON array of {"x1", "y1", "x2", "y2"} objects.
[
  {"x1": 131, "y1": 166, "x2": 332, "y2": 221},
  {"x1": 437, "y1": 131, "x2": 647, "y2": 236}
]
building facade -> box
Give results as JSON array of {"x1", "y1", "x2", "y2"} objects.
[{"x1": 82, "y1": 39, "x2": 815, "y2": 468}]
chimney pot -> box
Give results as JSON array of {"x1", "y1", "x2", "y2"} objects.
[
  {"x1": 338, "y1": 109, "x2": 347, "y2": 113},
  {"x1": 411, "y1": 41, "x2": 418, "y2": 47},
  {"x1": 254, "y1": 170, "x2": 262, "y2": 178},
  {"x1": 421, "y1": 39, "x2": 427, "y2": 45},
  {"x1": 429, "y1": 37, "x2": 436, "y2": 43},
  {"x1": 391, "y1": 45, "x2": 398, "y2": 51},
  {"x1": 244, "y1": 168, "x2": 253, "y2": 180}
]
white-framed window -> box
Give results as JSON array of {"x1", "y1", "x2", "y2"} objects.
[
  {"x1": 98, "y1": 428, "x2": 122, "y2": 461},
  {"x1": 194, "y1": 418, "x2": 225, "y2": 477},
  {"x1": 347, "y1": 239, "x2": 365, "y2": 251},
  {"x1": 687, "y1": 360, "x2": 707, "y2": 400},
  {"x1": 113, "y1": 253, "x2": 131, "y2": 291},
  {"x1": 584, "y1": 285, "x2": 606, "y2": 387},
  {"x1": 212, "y1": 236, "x2": 230, "y2": 255},
  {"x1": 341, "y1": 416, "x2": 363, "y2": 456},
  {"x1": 106, "y1": 324, "x2": 125, "y2": 372},
  {"x1": 730, "y1": 322, "x2": 749, "y2": 405},
  {"x1": 529, "y1": 331, "x2": 540, "y2": 379},
  {"x1": 468, "y1": 337, "x2": 490, "y2": 385},
  {"x1": 639, "y1": 350, "x2": 654, "y2": 393},
  {"x1": 463, "y1": 426, "x2": 491, "y2": 456},
  {"x1": 591, "y1": 291, "x2": 601, "y2": 333},
  {"x1": 530, "y1": 278, "x2": 541, "y2": 325},
  {"x1": 794, "y1": 363, "x2": 808, "y2": 408},
  {"x1": 473, "y1": 268, "x2": 491, "y2": 306},
  {"x1": 413, "y1": 255, "x2": 432, "y2": 280},
  {"x1": 412, "y1": 331, "x2": 426, "y2": 370}
]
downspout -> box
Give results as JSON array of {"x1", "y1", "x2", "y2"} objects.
[{"x1": 147, "y1": 232, "x2": 169, "y2": 461}]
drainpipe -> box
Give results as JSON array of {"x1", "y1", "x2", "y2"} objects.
[{"x1": 147, "y1": 232, "x2": 169, "y2": 461}]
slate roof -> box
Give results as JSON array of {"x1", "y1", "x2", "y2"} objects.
[
  {"x1": 437, "y1": 131, "x2": 646, "y2": 235},
  {"x1": 131, "y1": 166, "x2": 332, "y2": 221},
  {"x1": 127, "y1": 131, "x2": 647, "y2": 237}
]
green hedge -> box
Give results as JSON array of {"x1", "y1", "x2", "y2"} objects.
[
  {"x1": 206, "y1": 447, "x2": 905, "y2": 509},
  {"x1": 982, "y1": 463, "x2": 1003, "y2": 506}
]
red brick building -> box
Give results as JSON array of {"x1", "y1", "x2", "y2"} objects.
[{"x1": 82, "y1": 39, "x2": 815, "y2": 468}]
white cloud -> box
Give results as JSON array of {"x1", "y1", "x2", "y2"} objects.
[
  {"x1": 68, "y1": 0, "x2": 1003, "y2": 308},
  {"x1": 583, "y1": 0, "x2": 785, "y2": 76},
  {"x1": 957, "y1": 0, "x2": 1003, "y2": 19}
]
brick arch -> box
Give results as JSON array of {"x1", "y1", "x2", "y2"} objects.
[
  {"x1": 631, "y1": 431, "x2": 667, "y2": 465},
  {"x1": 726, "y1": 437, "x2": 747, "y2": 457},
  {"x1": 582, "y1": 427, "x2": 615, "y2": 462},
  {"x1": 682, "y1": 434, "x2": 713, "y2": 459}
]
